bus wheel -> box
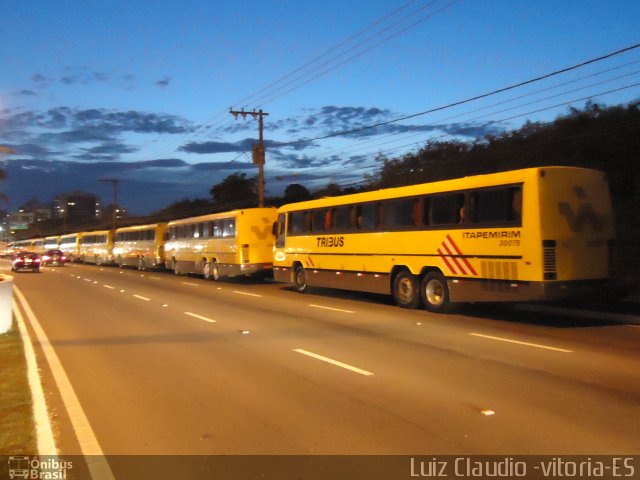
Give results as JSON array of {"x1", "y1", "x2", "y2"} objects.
[
  {"x1": 203, "y1": 261, "x2": 212, "y2": 280},
  {"x1": 293, "y1": 266, "x2": 308, "y2": 293},
  {"x1": 421, "y1": 272, "x2": 451, "y2": 313},
  {"x1": 212, "y1": 261, "x2": 221, "y2": 281},
  {"x1": 138, "y1": 257, "x2": 147, "y2": 271},
  {"x1": 392, "y1": 271, "x2": 419, "y2": 308},
  {"x1": 173, "y1": 259, "x2": 180, "y2": 275}
]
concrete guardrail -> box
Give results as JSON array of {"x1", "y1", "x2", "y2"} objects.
[{"x1": 0, "y1": 273, "x2": 14, "y2": 334}]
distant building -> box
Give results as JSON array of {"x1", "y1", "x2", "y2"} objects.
[{"x1": 53, "y1": 192, "x2": 99, "y2": 225}]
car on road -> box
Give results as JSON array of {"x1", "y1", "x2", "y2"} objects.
[
  {"x1": 41, "y1": 249, "x2": 67, "y2": 267},
  {"x1": 11, "y1": 252, "x2": 42, "y2": 273}
]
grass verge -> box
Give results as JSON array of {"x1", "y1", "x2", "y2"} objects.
[{"x1": 0, "y1": 317, "x2": 36, "y2": 454}]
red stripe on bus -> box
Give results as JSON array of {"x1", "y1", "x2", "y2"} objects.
[
  {"x1": 441, "y1": 240, "x2": 469, "y2": 275},
  {"x1": 437, "y1": 248, "x2": 459, "y2": 275},
  {"x1": 446, "y1": 235, "x2": 478, "y2": 276}
]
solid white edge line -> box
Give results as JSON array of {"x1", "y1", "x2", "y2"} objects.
[
  {"x1": 13, "y1": 298, "x2": 57, "y2": 456},
  {"x1": 181, "y1": 282, "x2": 199, "y2": 286},
  {"x1": 133, "y1": 295, "x2": 151, "y2": 301},
  {"x1": 470, "y1": 332, "x2": 573, "y2": 353},
  {"x1": 233, "y1": 290, "x2": 262, "y2": 297},
  {"x1": 294, "y1": 348, "x2": 374, "y2": 376},
  {"x1": 309, "y1": 304, "x2": 355, "y2": 314},
  {"x1": 184, "y1": 312, "x2": 217, "y2": 323},
  {"x1": 14, "y1": 286, "x2": 115, "y2": 480}
]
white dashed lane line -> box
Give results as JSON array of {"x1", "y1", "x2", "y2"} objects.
[
  {"x1": 309, "y1": 304, "x2": 355, "y2": 314},
  {"x1": 470, "y1": 333, "x2": 573, "y2": 353},
  {"x1": 294, "y1": 349, "x2": 374, "y2": 376},
  {"x1": 233, "y1": 290, "x2": 262, "y2": 298},
  {"x1": 133, "y1": 295, "x2": 151, "y2": 302},
  {"x1": 184, "y1": 312, "x2": 217, "y2": 323}
]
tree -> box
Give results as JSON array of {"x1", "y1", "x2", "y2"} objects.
[
  {"x1": 283, "y1": 183, "x2": 312, "y2": 202},
  {"x1": 210, "y1": 172, "x2": 257, "y2": 209}
]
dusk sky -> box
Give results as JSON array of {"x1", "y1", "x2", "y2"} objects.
[{"x1": 1, "y1": 0, "x2": 639, "y2": 214}]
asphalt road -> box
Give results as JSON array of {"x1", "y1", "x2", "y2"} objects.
[{"x1": 7, "y1": 261, "x2": 640, "y2": 456}]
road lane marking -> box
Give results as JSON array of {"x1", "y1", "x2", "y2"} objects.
[
  {"x1": 14, "y1": 287, "x2": 115, "y2": 479},
  {"x1": 148, "y1": 276, "x2": 162, "y2": 280},
  {"x1": 182, "y1": 282, "x2": 199, "y2": 286},
  {"x1": 233, "y1": 290, "x2": 262, "y2": 297},
  {"x1": 83, "y1": 278, "x2": 92, "y2": 282},
  {"x1": 627, "y1": 325, "x2": 640, "y2": 328},
  {"x1": 470, "y1": 333, "x2": 573, "y2": 353},
  {"x1": 294, "y1": 349, "x2": 374, "y2": 376},
  {"x1": 184, "y1": 312, "x2": 217, "y2": 323},
  {"x1": 103, "y1": 285, "x2": 115, "y2": 290},
  {"x1": 309, "y1": 304, "x2": 355, "y2": 314},
  {"x1": 13, "y1": 298, "x2": 57, "y2": 455},
  {"x1": 133, "y1": 294, "x2": 151, "y2": 301}
]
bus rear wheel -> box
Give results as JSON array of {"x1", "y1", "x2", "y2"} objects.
[
  {"x1": 421, "y1": 272, "x2": 452, "y2": 313},
  {"x1": 211, "y1": 261, "x2": 221, "y2": 281},
  {"x1": 392, "y1": 270, "x2": 419, "y2": 309},
  {"x1": 203, "y1": 261, "x2": 212, "y2": 279},
  {"x1": 293, "y1": 266, "x2": 308, "y2": 293}
]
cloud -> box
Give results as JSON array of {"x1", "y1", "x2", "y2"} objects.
[
  {"x1": 155, "y1": 77, "x2": 171, "y2": 87},
  {"x1": 18, "y1": 90, "x2": 37, "y2": 97}
]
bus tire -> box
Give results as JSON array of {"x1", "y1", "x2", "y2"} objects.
[
  {"x1": 392, "y1": 270, "x2": 419, "y2": 309},
  {"x1": 138, "y1": 257, "x2": 147, "y2": 271},
  {"x1": 203, "y1": 261, "x2": 212, "y2": 280},
  {"x1": 173, "y1": 259, "x2": 180, "y2": 275},
  {"x1": 212, "y1": 261, "x2": 221, "y2": 281},
  {"x1": 293, "y1": 265, "x2": 308, "y2": 293},
  {"x1": 420, "y1": 271, "x2": 451, "y2": 313}
]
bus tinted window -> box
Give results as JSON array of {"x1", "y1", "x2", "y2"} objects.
[
  {"x1": 355, "y1": 203, "x2": 378, "y2": 230},
  {"x1": 427, "y1": 194, "x2": 464, "y2": 226},
  {"x1": 311, "y1": 209, "x2": 328, "y2": 233},
  {"x1": 223, "y1": 218, "x2": 236, "y2": 237},
  {"x1": 469, "y1": 186, "x2": 522, "y2": 225},
  {"x1": 288, "y1": 212, "x2": 306, "y2": 234},
  {"x1": 332, "y1": 206, "x2": 350, "y2": 230},
  {"x1": 384, "y1": 198, "x2": 417, "y2": 228}
]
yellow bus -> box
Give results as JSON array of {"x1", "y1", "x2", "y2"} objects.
[
  {"x1": 273, "y1": 167, "x2": 615, "y2": 312},
  {"x1": 32, "y1": 238, "x2": 45, "y2": 254},
  {"x1": 59, "y1": 233, "x2": 80, "y2": 262},
  {"x1": 11, "y1": 239, "x2": 35, "y2": 252},
  {"x1": 114, "y1": 223, "x2": 167, "y2": 270},
  {"x1": 44, "y1": 235, "x2": 60, "y2": 250},
  {"x1": 165, "y1": 208, "x2": 277, "y2": 280},
  {"x1": 78, "y1": 230, "x2": 114, "y2": 265}
]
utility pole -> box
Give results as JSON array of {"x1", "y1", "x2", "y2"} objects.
[
  {"x1": 229, "y1": 108, "x2": 269, "y2": 207},
  {"x1": 99, "y1": 178, "x2": 119, "y2": 230}
]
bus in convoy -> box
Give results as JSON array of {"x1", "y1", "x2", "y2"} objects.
[
  {"x1": 11, "y1": 239, "x2": 35, "y2": 252},
  {"x1": 44, "y1": 235, "x2": 60, "y2": 250},
  {"x1": 78, "y1": 230, "x2": 114, "y2": 265},
  {"x1": 165, "y1": 207, "x2": 277, "y2": 280},
  {"x1": 272, "y1": 167, "x2": 615, "y2": 312},
  {"x1": 59, "y1": 233, "x2": 80, "y2": 262},
  {"x1": 114, "y1": 222, "x2": 167, "y2": 270}
]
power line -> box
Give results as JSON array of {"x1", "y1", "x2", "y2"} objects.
[{"x1": 279, "y1": 42, "x2": 640, "y2": 147}]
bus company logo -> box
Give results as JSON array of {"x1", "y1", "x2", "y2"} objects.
[
  {"x1": 558, "y1": 186, "x2": 604, "y2": 232},
  {"x1": 437, "y1": 235, "x2": 478, "y2": 276},
  {"x1": 7, "y1": 457, "x2": 73, "y2": 480}
]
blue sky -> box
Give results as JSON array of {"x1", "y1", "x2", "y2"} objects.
[{"x1": 1, "y1": 0, "x2": 639, "y2": 214}]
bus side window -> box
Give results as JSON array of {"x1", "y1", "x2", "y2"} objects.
[
  {"x1": 428, "y1": 194, "x2": 465, "y2": 226},
  {"x1": 311, "y1": 209, "x2": 326, "y2": 233},
  {"x1": 355, "y1": 203, "x2": 377, "y2": 230},
  {"x1": 275, "y1": 213, "x2": 286, "y2": 248},
  {"x1": 384, "y1": 198, "x2": 417, "y2": 228},
  {"x1": 288, "y1": 211, "x2": 305, "y2": 235},
  {"x1": 332, "y1": 206, "x2": 350, "y2": 231},
  {"x1": 469, "y1": 186, "x2": 521, "y2": 225}
]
